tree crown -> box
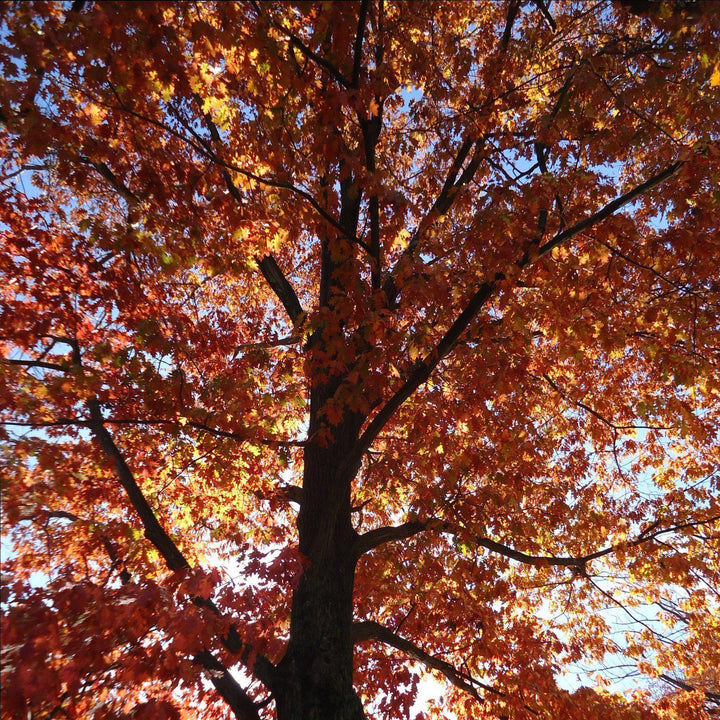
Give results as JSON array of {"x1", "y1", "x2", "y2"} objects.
[{"x1": 1, "y1": 2, "x2": 719, "y2": 719}]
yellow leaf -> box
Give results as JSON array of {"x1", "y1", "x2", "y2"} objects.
[{"x1": 711, "y1": 64, "x2": 720, "y2": 86}]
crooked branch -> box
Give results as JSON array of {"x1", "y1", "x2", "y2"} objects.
[{"x1": 355, "y1": 515, "x2": 720, "y2": 570}]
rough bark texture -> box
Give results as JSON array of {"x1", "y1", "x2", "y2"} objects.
[{"x1": 276, "y1": 430, "x2": 364, "y2": 720}]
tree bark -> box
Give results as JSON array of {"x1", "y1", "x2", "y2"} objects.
[{"x1": 275, "y1": 415, "x2": 365, "y2": 719}]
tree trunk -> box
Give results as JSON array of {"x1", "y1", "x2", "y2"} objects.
[
  {"x1": 273, "y1": 157, "x2": 368, "y2": 718},
  {"x1": 275, "y1": 428, "x2": 365, "y2": 720}
]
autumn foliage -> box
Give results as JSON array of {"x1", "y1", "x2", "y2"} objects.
[{"x1": 1, "y1": 1, "x2": 719, "y2": 719}]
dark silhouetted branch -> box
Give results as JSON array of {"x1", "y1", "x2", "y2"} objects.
[
  {"x1": 356, "y1": 515, "x2": 720, "y2": 572},
  {"x1": 86, "y1": 398, "x2": 190, "y2": 571},
  {"x1": 352, "y1": 621, "x2": 495, "y2": 700},
  {"x1": 194, "y1": 650, "x2": 263, "y2": 720},
  {"x1": 351, "y1": 0, "x2": 370, "y2": 87}
]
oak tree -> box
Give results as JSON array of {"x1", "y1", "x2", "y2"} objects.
[{"x1": 1, "y1": 2, "x2": 719, "y2": 719}]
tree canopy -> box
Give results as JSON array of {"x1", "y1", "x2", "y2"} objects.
[{"x1": 1, "y1": 1, "x2": 719, "y2": 719}]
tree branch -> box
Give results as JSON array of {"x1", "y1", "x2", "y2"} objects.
[
  {"x1": 47, "y1": 510, "x2": 81, "y2": 522},
  {"x1": 500, "y1": 0, "x2": 522, "y2": 52},
  {"x1": 533, "y1": 160, "x2": 684, "y2": 261},
  {"x1": 5, "y1": 358, "x2": 70, "y2": 372},
  {"x1": 533, "y1": 141, "x2": 550, "y2": 239},
  {"x1": 382, "y1": 136, "x2": 485, "y2": 306},
  {"x1": 256, "y1": 255, "x2": 304, "y2": 323},
  {"x1": 658, "y1": 673, "x2": 720, "y2": 704},
  {"x1": 352, "y1": 620, "x2": 497, "y2": 700},
  {"x1": 355, "y1": 514, "x2": 720, "y2": 570},
  {"x1": 350, "y1": 160, "x2": 685, "y2": 474},
  {"x1": 541, "y1": 373, "x2": 672, "y2": 432},
  {"x1": 250, "y1": 1, "x2": 351, "y2": 88},
  {"x1": 0, "y1": 414, "x2": 305, "y2": 448},
  {"x1": 7, "y1": 348, "x2": 278, "y2": 693},
  {"x1": 354, "y1": 520, "x2": 426, "y2": 557},
  {"x1": 532, "y1": 0, "x2": 557, "y2": 32},
  {"x1": 383, "y1": 138, "x2": 484, "y2": 306},
  {"x1": 189, "y1": 97, "x2": 305, "y2": 324},
  {"x1": 351, "y1": 0, "x2": 370, "y2": 87},
  {"x1": 362, "y1": 108, "x2": 383, "y2": 289},
  {"x1": 343, "y1": 279, "x2": 495, "y2": 478},
  {"x1": 80, "y1": 155, "x2": 140, "y2": 206},
  {"x1": 234, "y1": 335, "x2": 299, "y2": 354},
  {"x1": 278, "y1": 484, "x2": 304, "y2": 505},
  {"x1": 85, "y1": 398, "x2": 190, "y2": 571},
  {"x1": 194, "y1": 650, "x2": 262, "y2": 720}
]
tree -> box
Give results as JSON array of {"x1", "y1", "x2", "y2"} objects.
[{"x1": 1, "y1": 1, "x2": 719, "y2": 718}]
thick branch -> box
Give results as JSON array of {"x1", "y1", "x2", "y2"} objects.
[
  {"x1": 47, "y1": 510, "x2": 81, "y2": 522},
  {"x1": 256, "y1": 255, "x2": 304, "y2": 323},
  {"x1": 500, "y1": 0, "x2": 522, "y2": 51},
  {"x1": 501, "y1": 0, "x2": 556, "y2": 53},
  {"x1": 658, "y1": 673, "x2": 720, "y2": 704},
  {"x1": 85, "y1": 410, "x2": 280, "y2": 683},
  {"x1": 531, "y1": 0, "x2": 557, "y2": 32},
  {"x1": 533, "y1": 160, "x2": 684, "y2": 261},
  {"x1": 383, "y1": 137, "x2": 485, "y2": 306},
  {"x1": 9, "y1": 346, "x2": 278, "y2": 693},
  {"x1": 436, "y1": 138, "x2": 486, "y2": 214},
  {"x1": 362, "y1": 108, "x2": 383, "y2": 289},
  {"x1": 351, "y1": 0, "x2": 370, "y2": 87},
  {"x1": 533, "y1": 142, "x2": 550, "y2": 239},
  {"x1": 344, "y1": 280, "x2": 495, "y2": 477},
  {"x1": 86, "y1": 398, "x2": 190, "y2": 571},
  {"x1": 278, "y1": 484, "x2": 304, "y2": 505},
  {"x1": 80, "y1": 156, "x2": 140, "y2": 205},
  {"x1": 194, "y1": 650, "x2": 262, "y2": 720},
  {"x1": 354, "y1": 520, "x2": 426, "y2": 557},
  {"x1": 5, "y1": 358, "x2": 70, "y2": 372},
  {"x1": 352, "y1": 621, "x2": 495, "y2": 700}
]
